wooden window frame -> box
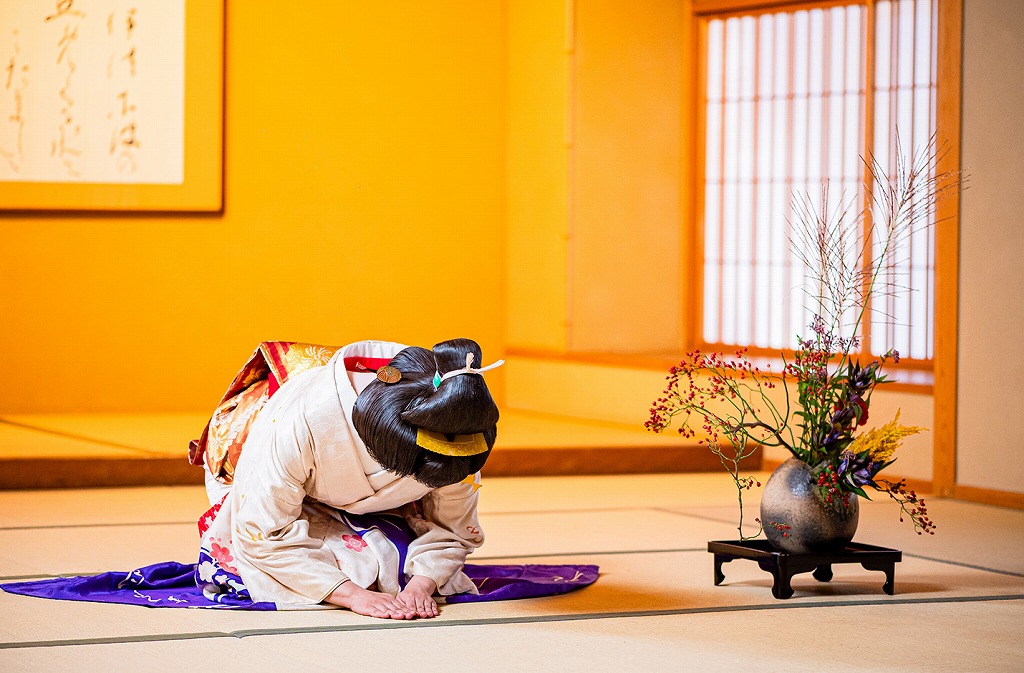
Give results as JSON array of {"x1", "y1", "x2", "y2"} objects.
[
  {"x1": 685, "y1": 0, "x2": 962, "y2": 493},
  {"x1": 686, "y1": 0, "x2": 959, "y2": 379}
]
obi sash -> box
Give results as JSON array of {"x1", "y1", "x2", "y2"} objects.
[{"x1": 188, "y1": 342, "x2": 343, "y2": 482}]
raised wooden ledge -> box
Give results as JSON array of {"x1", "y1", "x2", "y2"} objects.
[
  {"x1": 0, "y1": 456, "x2": 205, "y2": 490},
  {"x1": 483, "y1": 444, "x2": 762, "y2": 478},
  {"x1": 0, "y1": 445, "x2": 763, "y2": 490}
]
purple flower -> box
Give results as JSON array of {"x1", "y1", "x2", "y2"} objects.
[
  {"x1": 830, "y1": 405, "x2": 856, "y2": 429},
  {"x1": 846, "y1": 362, "x2": 878, "y2": 396},
  {"x1": 815, "y1": 429, "x2": 843, "y2": 452},
  {"x1": 838, "y1": 452, "x2": 878, "y2": 488},
  {"x1": 852, "y1": 464, "x2": 877, "y2": 486}
]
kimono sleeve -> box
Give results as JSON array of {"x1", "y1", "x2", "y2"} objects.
[
  {"x1": 404, "y1": 475, "x2": 484, "y2": 591},
  {"x1": 229, "y1": 399, "x2": 350, "y2": 605}
]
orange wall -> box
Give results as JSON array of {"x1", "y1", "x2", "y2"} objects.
[
  {"x1": 506, "y1": 0, "x2": 572, "y2": 352},
  {"x1": 505, "y1": 0, "x2": 691, "y2": 358},
  {"x1": 0, "y1": 2, "x2": 507, "y2": 413},
  {"x1": 569, "y1": 0, "x2": 688, "y2": 354}
]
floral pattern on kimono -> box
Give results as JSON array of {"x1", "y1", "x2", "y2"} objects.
[{"x1": 194, "y1": 497, "x2": 254, "y2": 606}]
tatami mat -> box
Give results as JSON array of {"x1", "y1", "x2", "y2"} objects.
[
  {"x1": 3, "y1": 598, "x2": 1020, "y2": 673},
  {"x1": 1, "y1": 473, "x2": 1022, "y2": 671}
]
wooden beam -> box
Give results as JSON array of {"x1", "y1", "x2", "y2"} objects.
[
  {"x1": 485, "y1": 444, "x2": 762, "y2": 477},
  {"x1": 932, "y1": 0, "x2": 964, "y2": 497},
  {"x1": 693, "y1": 0, "x2": 861, "y2": 19},
  {"x1": 952, "y1": 484, "x2": 1024, "y2": 511},
  {"x1": 0, "y1": 457, "x2": 204, "y2": 490}
]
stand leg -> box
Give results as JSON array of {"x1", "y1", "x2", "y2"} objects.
[
  {"x1": 771, "y1": 570, "x2": 794, "y2": 599},
  {"x1": 758, "y1": 559, "x2": 793, "y2": 599},
  {"x1": 813, "y1": 564, "x2": 833, "y2": 582},
  {"x1": 714, "y1": 555, "x2": 732, "y2": 586},
  {"x1": 861, "y1": 561, "x2": 896, "y2": 595}
]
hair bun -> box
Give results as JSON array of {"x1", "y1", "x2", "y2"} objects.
[
  {"x1": 400, "y1": 339, "x2": 499, "y2": 434},
  {"x1": 352, "y1": 338, "x2": 500, "y2": 487}
]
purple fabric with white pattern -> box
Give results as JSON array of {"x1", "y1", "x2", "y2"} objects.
[{"x1": 1, "y1": 510, "x2": 598, "y2": 609}]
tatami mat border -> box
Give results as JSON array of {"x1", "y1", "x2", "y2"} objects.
[
  {"x1": 3, "y1": 594, "x2": 1023, "y2": 651},
  {"x1": 899, "y1": 553, "x2": 1024, "y2": 578},
  {"x1": 5, "y1": 544, "x2": 1022, "y2": 585},
  {"x1": 5, "y1": 503, "x2": 1024, "y2": 579},
  {"x1": 4, "y1": 547, "x2": 1023, "y2": 587}
]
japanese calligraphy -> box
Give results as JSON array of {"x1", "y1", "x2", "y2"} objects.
[{"x1": 0, "y1": 1, "x2": 185, "y2": 184}]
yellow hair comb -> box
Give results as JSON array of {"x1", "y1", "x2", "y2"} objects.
[{"x1": 415, "y1": 429, "x2": 490, "y2": 457}]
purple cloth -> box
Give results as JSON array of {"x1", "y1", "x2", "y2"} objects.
[
  {"x1": 1, "y1": 562, "x2": 276, "y2": 610},
  {"x1": 1, "y1": 561, "x2": 599, "y2": 609},
  {"x1": 448, "y1": 563, "x2": 599, "y2": 603},
  {"x1": 1, "y1": 509, "x2": 598, "y2": 609}
]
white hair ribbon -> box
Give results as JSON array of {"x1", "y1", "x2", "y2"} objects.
[{"x1": 433, "y1": 353, "x2": 505, "y2": 389}]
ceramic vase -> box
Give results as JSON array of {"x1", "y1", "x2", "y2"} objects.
[{"x1": 759, "y1": 457, "x2": 859, "y2": 554}]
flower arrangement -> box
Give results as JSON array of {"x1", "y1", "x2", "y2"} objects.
[{"x1": 647, "y1": 140, "x2": 957, "y2": 541}]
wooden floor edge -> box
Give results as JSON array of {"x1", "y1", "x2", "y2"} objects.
[
  {"x1": 0, "y1": 457, "x2": 205, "y2": 490},
  {"x1": 0, "y1": 445, "x2": 763, "y2": 489},
  {"x1": 483, "y1": 445, "x2": 762, "y2": 477},
  {"x1": 951, "y1": 484, "x2": 1024, "y2": 510}
]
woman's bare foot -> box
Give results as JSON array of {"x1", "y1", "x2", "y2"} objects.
[{"x1": 327, "y1": 581, "x2": 417, "y2": 619}]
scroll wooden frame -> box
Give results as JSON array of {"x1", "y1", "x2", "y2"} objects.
[{"x1": 0, "y1": 1, "x2": 224, "y2": 212}]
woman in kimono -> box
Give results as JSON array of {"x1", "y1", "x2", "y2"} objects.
[{"x1": 191, "y1": 337, "x2": 503, "y2": 619}]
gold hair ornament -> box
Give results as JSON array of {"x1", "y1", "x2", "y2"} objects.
[
  {"x1": 376, "y1": 365, "x2": 402, "y2": 384},
  {"x1": 415, "y1": 428, "x2": 490, "y2": 457}
]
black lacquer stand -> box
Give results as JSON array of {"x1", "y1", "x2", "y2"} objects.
[{"x1": 708, "y1": 540, "x2": 902, "y2": 599}]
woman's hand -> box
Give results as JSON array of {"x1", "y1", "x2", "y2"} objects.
[
  {"x1": 327, "y1": 581, "x2": 417, "y2": 620},
  {"x1": 396, "y1": 575, "x2": 439, "y2": 618}
]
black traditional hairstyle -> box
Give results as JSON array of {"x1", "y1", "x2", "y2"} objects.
[{"x1": 352, "y1": 338, "x2": 500, "y2": 488}]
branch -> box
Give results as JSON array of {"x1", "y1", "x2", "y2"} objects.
[{"x1": 724, "y1": 420, "x2": 794, "y2": 453}]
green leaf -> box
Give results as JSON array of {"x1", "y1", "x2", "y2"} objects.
[
  {"x1": 848, "y1": 485, "x2": 870, "y2": 499},
  {"x1": 877, "y1": 458, "x2": 897, "y2": 471}
]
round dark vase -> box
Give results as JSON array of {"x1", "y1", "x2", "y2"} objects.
[{"x1": 760, "y1": 457, "x2": 859, "y2": 554}]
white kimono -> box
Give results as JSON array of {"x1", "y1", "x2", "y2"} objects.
[{"x1": 198, "y1": 340, "x2": 483, "y2": 608}]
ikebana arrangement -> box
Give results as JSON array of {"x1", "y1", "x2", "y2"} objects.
[{"x1": 648, "y1": 140, "x2": 957, "y2": 553}]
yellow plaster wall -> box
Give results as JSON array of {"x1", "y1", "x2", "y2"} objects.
[
  {"x1": 0, "y1": 1, "x2": 507, "y2": 413},
  {"x1": 569, "y1": 0, "x2": 688, "y2": 354},
  {"x1": 505, "y1": 0, "x2": 572, "y2": 352},
  {"x1": 957, "y1": 0, "x2": 1024, "y2": 494},
  {"x1": 505, "y1": 0, "x2": 691, "y2": 357}
]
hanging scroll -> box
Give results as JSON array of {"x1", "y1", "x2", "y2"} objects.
[{"x1": 0, "y1": 1, "x2": 223, "y2": 211}]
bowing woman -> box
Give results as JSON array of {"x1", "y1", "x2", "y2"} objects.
[{"x1": 191, "y1": 337, "x2": 503, "y2": 619}]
